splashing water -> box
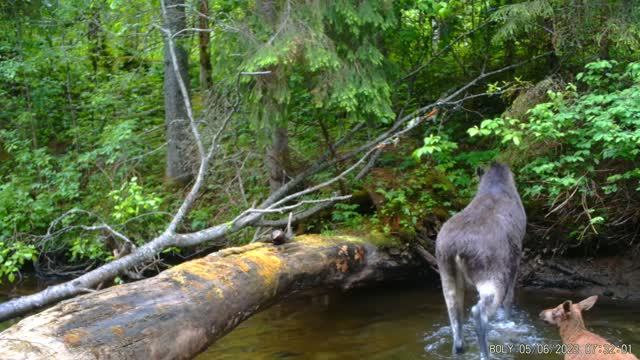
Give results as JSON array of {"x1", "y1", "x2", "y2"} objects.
[{"x1": 424, "y1": 308, "x2": 557, "y2": 360}]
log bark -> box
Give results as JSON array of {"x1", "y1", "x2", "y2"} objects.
[{"x1": 0, "y1": 235, "x2": 419, "y2": 360}]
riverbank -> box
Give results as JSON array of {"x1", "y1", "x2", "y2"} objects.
[{"x1": 520, "y1": 253, "x2": 640, "y2": 301}]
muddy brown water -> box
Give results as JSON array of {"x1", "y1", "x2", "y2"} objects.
[{"x1": 1, "y1": 279, "x2": 638, "y2": 359}]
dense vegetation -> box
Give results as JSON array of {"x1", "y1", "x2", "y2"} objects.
[{"x1": 0, "y1": 0, "x2": 639, "y2": 283}]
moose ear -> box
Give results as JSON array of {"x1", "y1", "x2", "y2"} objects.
[
  {"x1": 476, "y1": 166, "x2": 485, "y2": 177},
  {"x1": 562, "y1": 300, "x2": 572, "y2": 314},
  {"x1": 578, "y1": 296, "x2": 598, "y2": 311}
]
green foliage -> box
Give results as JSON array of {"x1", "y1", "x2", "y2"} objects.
[
  {"x1": 109, "y1": 177, "x2": 162, "y2": 222},
  {"x1": 108, "y1": 177, "x2": 165, "y2": 244},
  {"x1": 331, "y1": 203, "x2": 364, "y2": 228},
  {"x1": 224, "y1": 0, "x2": 396, "y2": 143},
  {"x1": 490, "y1": 0, "x2": 553, "y2": 44},
  {"x1": 0, "y1": 242, "x2": 38, "y2": 283},
  {"x1": 0, "y1": 130, "x2": 82, "y2": 238},
  {"x1": 467, "y1": 118, "x2": 523, "y2": 146},
  {"x1": 189, "y1": 208, "x2": 213, "y2": 231},
  {"x1": 413, "y1": 134, "x2": 459, "y2": 159},
  {"x1": 374, "y1": 187, "x2": 431, "y2": 235},
  {"x1": 367, "y1": 162, "x2": 462, "y2": 238},
  {"x1": 1, "y1": 0, "x2": 639, "y2": 278},
  {"x1": 0, "y1": 0, "x2": 166, "y2": 275},
  {"x1": 69, "y1": 237, "x2": 111, "y2": 263},
  {"x1": 469, "y1": 60, "x2": 640, "y2": 245},
  {"x1": 491, "y1": 0, "x2": 640, "y2": 62}
]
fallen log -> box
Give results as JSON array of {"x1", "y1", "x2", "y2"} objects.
[{"x1": 0, "y1": 234, "x2": 420, "y2": 360}]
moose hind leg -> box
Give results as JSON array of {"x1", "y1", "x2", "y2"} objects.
[
  {"x1": 471, "y1": 282, "x2": 502, "y2": 360},
  {"x1": 454, "y1": 265, "x2": 465, "y2": 351},
  {"x1": 502, "y1": 274, "x2": 517, "y2": 320},
  {"x1": 440, "y1": 268, "x2": 465, "y2": 354}
]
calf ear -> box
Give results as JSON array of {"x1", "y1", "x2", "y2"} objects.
[
  {"x1": 562, "y1": 300, "x2": 572, "y2": 314},
  {"x1": 578, "y1": 296, "x2": 598, "y2": 311}
]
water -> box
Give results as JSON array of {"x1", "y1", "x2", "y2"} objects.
[
  {"x1": 199, "y1": 284, "x2": 640, "y2": 360},
  {"x1": 1, "y1": 279, "x2": 638, "y2": 359}
]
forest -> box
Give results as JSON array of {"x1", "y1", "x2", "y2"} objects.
[{"x1": 0, "y1": 0, "x2": 639, "y2": 359}]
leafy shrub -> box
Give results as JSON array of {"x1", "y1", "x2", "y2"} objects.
[
  {"x1": 69, "y1": 237, "x2": 111, "y2": 263},
  {"x1": 332, "y1": 203, "x2": 364, "y2": 228},
  {"x1": 366, "y1": 156, "x2": 465, "y2": 238},
  {"x1": 108, "y1": 177, "x2": 165, "y2": 245},
  {"x1": 0, "y1": 242, "x2": 38, "y2": 283},
  {"x1": 468, "y1": 60, "x2": 640, "y2": 249}
]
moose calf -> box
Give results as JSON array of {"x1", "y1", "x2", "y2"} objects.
[{"x1": 540, "y1": 296, "x2": 638, "y2": 360}]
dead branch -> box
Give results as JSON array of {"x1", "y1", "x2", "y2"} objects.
[{"x1": 414, "y1": 244, "x2": 439, "y2": 273}]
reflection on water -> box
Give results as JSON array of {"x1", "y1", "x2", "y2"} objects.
[{"x1": 201, "y1": 285, "x2": 640, "y2": 360}]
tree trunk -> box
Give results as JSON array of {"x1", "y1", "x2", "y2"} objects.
[
  {"x1": 198, "y1": 0, "x2": 212, "y2": 91},
  {"x1": 87, "y1": 2, "x2": 108, "y2": 74},
  {"x1": 0, "y1": 235, "x2": 420, "y2": 360},
  {"x1": 255, "y1": 0, "x2": 292, "y2": 194},
  {"x1": 256, "y1": 0, "x2": 277, "y2": 24},
  {"x1": 266, "y1": 125, "x2": 290, "y2": 192},
  {"x1": 164, "y1": 0, "x2": 192, "y2": 184}
]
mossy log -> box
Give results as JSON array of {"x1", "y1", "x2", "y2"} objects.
[{"x1": 0, "y1": 234, "x2": 419, "y2": 360}]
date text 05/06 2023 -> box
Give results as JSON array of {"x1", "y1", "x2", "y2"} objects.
[{"x1": 490, "y1": 344, "x2": 633, "y2": 355}]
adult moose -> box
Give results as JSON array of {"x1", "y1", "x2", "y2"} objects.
[{"x1": 436, "y1": 162, "x2": 526, "y2": 359}]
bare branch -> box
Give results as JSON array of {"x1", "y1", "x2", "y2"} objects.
[
  {"x1": 239, "y1": 71, "x2": 272, "y2": 76},
  {"x1": 78, "y1": 225, "x2": 134, "y2": 247},
  {"x1": 240, "y1": 195, "x2": 352, "y2": 216},
  {"x1": 271, "y1": 148, "x2": 377, "y2": 209},
  {"x1": 256, "y1": 146, "x2": 383, "y2": 228},
  {"x1": 414, "y1": 244, "x2": 439, "y2": 273},
  {"x1": 443, "y1": 51, "x2": 553, "y2": 102},
  {"x1": 42, "y1": 209, "x2": 135, "y2": 248},
  {"x1": 355, "y1": 148, "x2": 382, "y2": 180},
  {"x1": 255, "y1": 200, "x2": 337, "y2": 227}
]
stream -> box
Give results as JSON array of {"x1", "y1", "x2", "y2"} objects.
[
  {"x1": 199, "y1": 284, "x2": 640, "y2": 359},
  {"x1": 1, "y1": 279, "x2": 638, "y2": 359}
]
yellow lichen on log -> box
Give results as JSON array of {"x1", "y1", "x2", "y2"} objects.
[
  {"x1": 166, "y1": 257, "x2": 221, "y2": 285},
  {"x1": 241, "y1": 250, "x2": 284, "y2": 289}
]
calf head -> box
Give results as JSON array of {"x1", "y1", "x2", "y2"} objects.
[{"x1": 539, "y1": 295, "x2": 598, "y2": 326}]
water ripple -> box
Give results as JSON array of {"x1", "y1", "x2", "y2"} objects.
[{"x1": 423, "y1": 308, "x2": 556, "y2": 359}]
